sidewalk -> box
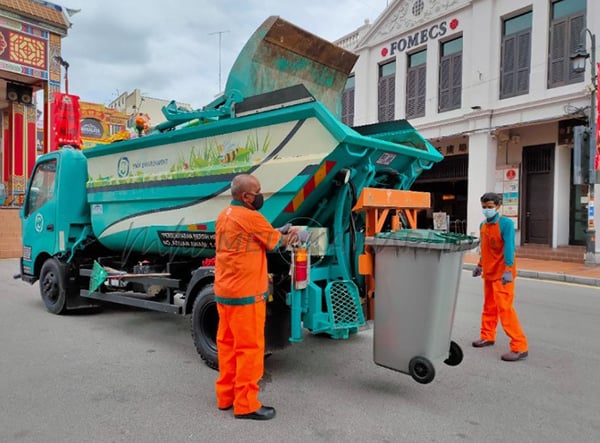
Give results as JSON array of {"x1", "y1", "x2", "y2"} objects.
[{"x1": 463, "y1": 253, "x2": 600, "y2": 287}]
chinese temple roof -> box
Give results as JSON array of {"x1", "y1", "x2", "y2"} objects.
[{"x1": 0, "y1": 0, "x2": 69, "y2": 30}]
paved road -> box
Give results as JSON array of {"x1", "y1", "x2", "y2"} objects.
[{"x1": 1, "y1": 258, "x2": 599, "y2": 443}]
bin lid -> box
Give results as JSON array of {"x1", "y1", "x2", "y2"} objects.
[{"x1": 366, "y1": 229, "x2": 479, "y2": 251}]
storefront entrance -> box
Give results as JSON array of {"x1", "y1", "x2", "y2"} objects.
[
  {"x1": 523, "y1": 144, "x2": 554, "y2": 245},
  {"x1": 413, "y1": 154, "x2": 468, "y2": 231}
]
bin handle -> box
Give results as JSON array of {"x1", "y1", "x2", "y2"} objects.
[{"x1": 345, "y1": 144, "x2": 369, "y2": 158}]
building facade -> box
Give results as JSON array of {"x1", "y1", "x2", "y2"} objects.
[
  {"x1": 79, "y1": 101, "x2": 128, "y2": 148},
  {"x1": 0, "y1": 0, "x2": 69, "y2": 205},
  {"x1": 108, "y1": 88, "x2": 191, "y2": 135},
  {"x1": 340, "y1": 0, "x2": 599, "y2": 259}
]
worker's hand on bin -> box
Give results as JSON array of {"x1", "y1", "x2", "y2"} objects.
[
  {"x1": 472, "y1": 265, "x2": 483, "y2": 277},
  {"x1": 296, "y1": 229, "x2": 310, "y2": 244},
  {"x1": 276, "y1": 223, "x2": 292, "y2": 234},
  {"x1": 501, "y1": 271, "x2": 513, "y2": 285}
]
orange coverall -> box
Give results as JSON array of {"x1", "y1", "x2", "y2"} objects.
[
  {"x1": 214, "y1": 201, "x2": 282, "y2": 415},
  {"x1": 478, "y1": 215, "x2": 528, "y2": 353}
]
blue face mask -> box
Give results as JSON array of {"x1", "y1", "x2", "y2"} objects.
[{"x1": 482, "y1": 208, "x2": 497, "y2": 219}]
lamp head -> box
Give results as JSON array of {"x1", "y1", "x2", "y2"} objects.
[{"x1": 570, "y1": 44, "x2": 589, "y2": 74}]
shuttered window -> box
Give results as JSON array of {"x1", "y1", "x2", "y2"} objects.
[
  {"x1": 548, "y1": 0, "x2": 586, "y2": 88},
  {"x1": 342, "y1": 76, "x2": 355, "y2": 126},
  {"x1": 406, "y1": 50, "x2": 426, "y2": 119},
  {"x1": 500, "y1": 12, "x2": 532, "y2": 99},
  {"x1": 378, "y1": 61, "x2": 395, "y2": 122},
  {"x1": 439, "y1": 37, "x2": 462, "y2": 112}
]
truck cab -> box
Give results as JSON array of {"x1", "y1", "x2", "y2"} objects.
[{"x1": 20, "y1": 147, "x2": 90, "y2": 283}]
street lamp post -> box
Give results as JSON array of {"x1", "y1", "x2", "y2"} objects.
[
  {"x1": 53, "y1": 55, "x2": 70, "y2": 94},
  {"x1": 571, "y1": 28, "x2": 597, "y2": 265}
]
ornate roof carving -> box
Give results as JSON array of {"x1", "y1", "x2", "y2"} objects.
[
  {"x1": 0, "y1": 0, "x2": 69, "y2": 30},
  {"x1": 360, "y1": 0, "x2": 470, "y2": 47}
]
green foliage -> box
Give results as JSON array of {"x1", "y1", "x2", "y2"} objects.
[{"x1": 86, "y1": 129, "x2": 274, "y2": 189}]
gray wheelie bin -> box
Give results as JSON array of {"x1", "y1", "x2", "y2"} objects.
[{"x1": 365, "y1": 230, "x2": 479, "y2": 384}]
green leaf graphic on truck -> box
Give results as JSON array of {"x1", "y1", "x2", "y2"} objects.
[{"x1": 88, "y1": 131, "x2": 271, "y2": 188}]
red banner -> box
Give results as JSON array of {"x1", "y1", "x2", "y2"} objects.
[
  {"x1": 595, "y1": 62, "x2": 600, "y2": 171},
  {"x1": 597, "y1": 63, "x2": 600, "y2": 145},
  {"x1": 51, "y1": 93, "x2": 82, "y2": 150}
]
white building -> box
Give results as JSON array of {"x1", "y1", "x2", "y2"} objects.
[
  {"x1": 108, "y1": 89, "x2": 192, "y2": 130},
  {"x1": 340, "y1": 0, "x2": 598, "y2": 261}
]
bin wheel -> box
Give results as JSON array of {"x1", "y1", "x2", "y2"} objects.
[
  {"x1": 408, "y1": 356, "x2": 435, "y2": 384},
  {"x1": 444, "y1": 341, "x2": 463, "y2": 367}
]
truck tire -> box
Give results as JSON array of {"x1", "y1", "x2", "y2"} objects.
[
  {"x1": 39, "y1": 258, "x2": 68, "y2": 315},
  {"x1": 191, "y1": 285, "x2": 219, "y2": 370}
]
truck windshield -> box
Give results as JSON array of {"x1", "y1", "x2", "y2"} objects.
[{"x1": 25, "y1": 159, "x2": 57, "y2": 216}]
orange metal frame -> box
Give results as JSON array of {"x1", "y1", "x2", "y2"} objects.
[{"x1": 353, "y1": 187, "x2": 431, "y2": 320}]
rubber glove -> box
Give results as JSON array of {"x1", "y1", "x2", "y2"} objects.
[
  {"x1": 276, "y1": 223, "x2": 292, "y2": 234},
  {"x1": 472, "y1": 265, "x2": 483, "y2": 277},
  {"x1": 501, "y1": 270, "x2": 513, "y2": 285},
  {"x1": 296, "y1": 229, "x2": 311, "y2": 244}
]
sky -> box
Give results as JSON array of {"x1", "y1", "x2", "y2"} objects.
[{"x1": 57, "y1": 0, "x2": 389, "y2": 109}]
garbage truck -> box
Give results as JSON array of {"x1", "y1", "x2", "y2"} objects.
[{"x1": 17, "y1": 16, "x2": 470, "y2": 383}]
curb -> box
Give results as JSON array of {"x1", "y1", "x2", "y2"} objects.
[{"x1": 462, "y1": 263, "x2": 600, "y2": 287}]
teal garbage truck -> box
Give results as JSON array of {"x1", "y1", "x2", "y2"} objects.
[{"x1": 17, "y1": 17, "x2": 450, "y2": 379}]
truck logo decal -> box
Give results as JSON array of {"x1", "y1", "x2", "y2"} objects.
[
  {"x1": 117, "y1": 157, "x2": 130, "y2": 177},
  {"x1": 89, "y1": 118, "x2": 308, "y2": 194},
  {"x1": 34, "y1": 213, "x2": 44, "y2": 233}
]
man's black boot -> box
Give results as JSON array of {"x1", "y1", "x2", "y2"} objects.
[{"x1": 235, "y1": 406, "x2": 276, "y2": 420}]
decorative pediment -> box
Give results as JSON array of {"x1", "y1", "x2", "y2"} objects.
[{"x1": 360, "y1": 0, "x2": 471, "y2": 47}]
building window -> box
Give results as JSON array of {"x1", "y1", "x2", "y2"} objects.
[
  {"x1": 439, "y1": 37, "x2": 462, "y2": 112},
  {"x1": 342, "y1": 75, "x2": 355, "y2": 126},
  {"x1": 406, "y1": 50, "x2": 426, "y2": 119},
  {"x1": 500, "y1": 11, "x2": 532, "y2": 99},
  {"x1": 378, "y1": 61, "x2": 396, "y2": 122},
  {"x1": 548, "y1": 0, "x2": 586, "y2": 88}
]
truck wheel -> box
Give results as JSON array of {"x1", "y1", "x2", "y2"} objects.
[
  {"x1": 39, "y1": 258, "x2": 68, "y2": 315},
  {"x1": 444, "y1": 341, "x2": 463, "y2": 366},
  {"x1": 408, "y1": 356, "x2": 435, "y2": 384},
  {"x1": 191, "y1": 285, "x2": 219, "y2": 370}
]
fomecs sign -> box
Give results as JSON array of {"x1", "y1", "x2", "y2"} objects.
[{"x1": 380, "y1": 18, "x2": 459, "y2": 58}]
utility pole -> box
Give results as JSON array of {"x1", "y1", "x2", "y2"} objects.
[
  {"x1": 571, "y1": 28, "x2": 597, "y2": 264},
  {"x1": 209, "y1": 30, "x2": 230, "y2": 93}
]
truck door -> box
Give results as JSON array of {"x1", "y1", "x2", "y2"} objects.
[{"x1": 21, "y1": 157, "x2": 58, "y2": 275}]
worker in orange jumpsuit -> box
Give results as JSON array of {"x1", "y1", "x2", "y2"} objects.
[
  {"x1": 214, "y1": 174, "x2": 300, "y2": 420},
  {"x1": 472, "y1": 192, "x2": 528, "y2": 362}
]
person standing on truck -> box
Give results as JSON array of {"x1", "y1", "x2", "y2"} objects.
[
  {"x1": 471, "y1": 192, "x2": 528, "y2": 362},
  {"x1": 214, "y1": 174, "x2": 302, "y2": 420}
]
